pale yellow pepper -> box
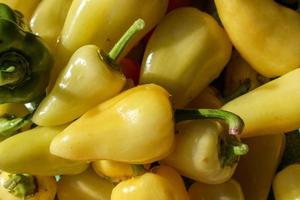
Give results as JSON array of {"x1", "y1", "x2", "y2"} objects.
[
  {"x1": 273, "y1": 164, "x2": 300, "y2": 200},
  {"x1": 0, "y1": 126, "x2": 89, "y2": 176},
  {"x1": 51, "y1": 0, "x2": 168, "y2": 85},
  {"x1": 92, "y1": 160, "x2": 149, "y2": 183},
  {"x1": 161, "y1": 119, "x2": 247, "y2": 184},
  {"x1": 222, "y1": 68, "x2": 300, "y2": 137},
  {"x1": 111, "y1": 165, "x2": 189, "y2": 200},
  {"x1": 140, "y1": 7, "x2": 232, "y2": 108},
  {"x1": 215, "y1": 0, "x2": 300, "y2": 77},
  {"x1": 188, "y1": 179, "x2": 245, "y2": 200},
  {"x1": 0, "y1": 0, "x2": 41, "y2": 21},
  {"x1": 57, "y1": 168, "x2": 115, "y2": 200},
  {"x1": 234, "y1": 134, "x2": 285, "y2": 200},
  {"x1": 30, "y1": 0, "x2": 73, "y2": 52},
  {"x1": 50, "y1": 84, "x2": 174, "y2": 164}
]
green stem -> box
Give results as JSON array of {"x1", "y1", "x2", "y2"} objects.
[
  {"x1": 175, "y1": 109, "x2": 244, "y2": 135},
  {"x1": 0, "y1": 114, "x2": 31, "y2": 138},
  {"x1": 220, "y1": 135, "x2": 249, "y2": 167},
  {"x1": 3, "y1": 174, "x2": 36, "y2": 199},
  {"x1": 108, "y1": 19, "x2": 145, "y2": 61},
  {"x1": 131, "y1": 164, "x2": 147, "y2": 176},
  {"x1": 223, "y1": 79, "x2": 251, "y2": 103}
]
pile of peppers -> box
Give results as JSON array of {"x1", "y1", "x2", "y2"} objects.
[{"x1": 0, "y1": 0, "x2": 299, "y2": 199}]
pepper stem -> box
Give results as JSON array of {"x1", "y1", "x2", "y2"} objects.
[
  {"x1": 0, "y1": 114, "x2": 31, "y2": 138},
  {"x1": 108, "y1": 19, "x2": 145, "y2": 62},
  {"x1": 175, "y1": 109, "x2": 244, "y2": 135},
  {"x1": 131, "y1": 165, "x2": 147, "y2": 176},
  {"x1": 220, "y1": 135, "x2": 249, "y2": 167},
  {"x1": 3, "y1": 174, "x2": 36, "y2": 199}
]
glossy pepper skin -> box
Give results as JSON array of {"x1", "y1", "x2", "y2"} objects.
[
  {"x1": 30, "y1": 0, "x2": 73, "y2": 52},
  {"x1": 32, "y1": 45, "x2": 126, "y2": 126},
  {"x1": 0, "y1": 126, "x2": 89, "y2": 176},
  {"x1": 50, "y1": 84, "x2": 174, "y2": 164},
  {"x1": 234, "y1": 134, "x2": 285, "y2": 200},
  {"x1": 273, "y1": 164, "x2": 300, "y2": 200},
  {"x1": 188, "y1": 179, "x2": 245, "y2": 200},
  {"x1": 215, "y1": 0, "x2": 300, "y2": 78},
  {"x1": 0, "y1": 0, "x2": 41, "y2": 21},
  {"x1": 140, "y1": 7, "x2": 232, "y2": 108},
  {"x1": 32, "y1": 19, "x2": 145, "y2": 126},
  {"x1": 161, "y1": 120, "x2": 246, "y2": 184},
  {"x1": 0, "y1": 171, "x2": 56, "y2": 200},
  {"x1": 222, "y1": 68, "x2": 300, "y2": 137},
  {"x1": 111, "y1": 165, "x2": 189, "y2": 200},
  {"x1": 51, "y1": 0, "x2": 168, "y2": 84},
  {"x1": 57, "y1": 168, "x2": 115, "y2": 200},
  {"x1": 0, "y1": 3, "x2": 53, "y2": 103}
]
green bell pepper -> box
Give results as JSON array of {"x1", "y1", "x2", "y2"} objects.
[{"x1": 0, "y1": 3, "x2": 53, "y2": 103}]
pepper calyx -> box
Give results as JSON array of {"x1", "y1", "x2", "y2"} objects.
[{"x1": 3, "y1": 173, "x2": 36, "y2": 198}]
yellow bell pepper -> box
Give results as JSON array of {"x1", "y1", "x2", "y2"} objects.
[
  {"x1": 234, "y1": 134, "x2": 285, "y2": 200},
  {"x1": 0, "y1": 126, "x2": 88, "y2": 176},
  {"x1": 30, "y1": 0, "x2": 73, "y2": 52},
  {"x1": 50, "y1": 84, "x2": 174, "y2": 163},
  {"x1": 273, "y1": 164, "x2": 300, "y2": 200},
  {"x1": 0, "y1": 0, "x2": 41, "y2": 21},
  {"x1": 186, "y1": 86, "x2": 223, "y2": 109},
  {"x1": 188, "y1": 179, "x2": 245, "y2": 200},
  {"x1": 222, "y1": 68, "x2": 300, "y2": 137},
  {"x1": 0, "y1": 171, "x2": 56, "y2": 200},
  {"x1": 57, "y1": 167, "x2": 115, "y2": 200},
  {"x1": 224, "y1": 50, "x2": 269, "y2": 98},
  {"x1": 92, "y1": 160, "x2": 148, "y2": 183},
  {"x1": 215, "y1": 0, "x2": 300, "y2": 77},
  {"x1": 111, "y1": 165, "x2": 189, "y2": 200},
  {"x1": 32, "y1": 19, "x2": 145, "y2": 126},
  {"x1": 139, "y1": 7, "x2": 232, "y2": 108},
  {"x1": 50, "y1": 0, "x2": 168, "y2": 85},
  {"x1": 161, "y1": 119, "x2": 248, "y2": 184}
]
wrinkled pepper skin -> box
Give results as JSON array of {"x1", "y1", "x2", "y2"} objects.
[
  {"x1": 140, "y1": 7, "x2": 232, "y2": 108},
  {"x1": 224, "y1": 50, "x2": 268, "y2": 97},
  {"x1": 222, "y1": 68, "x2": 300, "y2": 137},
  {"x1": 273, "y1": 164, "x2": 300, "y2": 200},
  {"x1": 111, "y1": 165, "x2": 189, "y2": 200},
  {"x1": 32, "y1": 45, "x2": 126, "y2": 126},
  {"x1": 234, "y1": 134, "x2": 285, "y2": 200},
  {"x1": 188, "y1": 179, "x2": 245, "y2": 200},
  {"x1": 0, "y1": 172, "x2": 56, "y2": 200},
  {"x1": 51, "y1": 0, "x2": 168, "y2": 83},
  {"x1": 0, "y1": 3, "x2": 53, "y2": 103},
  {"x1": 0, "y1": 0, "x2": 41, "y2": 21},
  {"x1": 30, "y1": 0, "x2": 73, "y2": 52},
  {"x1": 0, "y1": 126, "x2": 88, "y2": 176},
  {"x1": 215, "y1": 0, "x2": 300, "y2": 77},
  {"x1": 162, "y1": 120, "x2": 237, "y2": 184},
  {"x1": 57, "y1": 168, "x2": 115, "y2": 200},
  {"x1": 50, "y1": 84, "x2": 174, "y2": 164}
]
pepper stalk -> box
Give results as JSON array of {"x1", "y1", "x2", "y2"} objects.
[{"x1": 174, "y1": 108, "x2": 248, "y2": 167}]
